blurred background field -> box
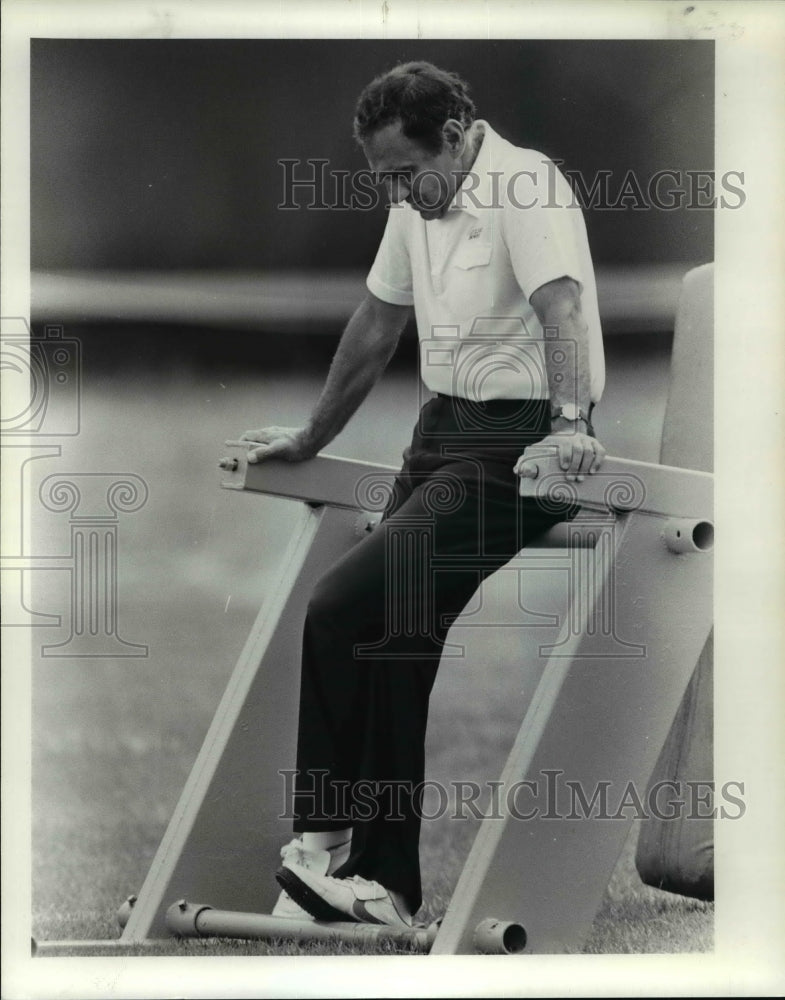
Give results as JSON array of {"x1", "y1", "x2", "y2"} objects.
[{"x1": 22, "y1": 37, "x2": 714, "y2": 953}]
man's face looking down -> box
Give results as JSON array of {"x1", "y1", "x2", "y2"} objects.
[{"x1": 363, "y1": 119, "x2": 469, "y2": 221}]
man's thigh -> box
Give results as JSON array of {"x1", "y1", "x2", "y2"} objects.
[{"x1": 309, "y1": 458, "x2": 561, "y2": 630}]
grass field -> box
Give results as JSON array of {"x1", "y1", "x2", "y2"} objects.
[{"x1": 26, "y1": 327, "x2": 712, "y2": 956}]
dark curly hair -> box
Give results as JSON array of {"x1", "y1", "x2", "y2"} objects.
[{"x1": 353, "y1": 61, "x2": 476, "y2": 155}]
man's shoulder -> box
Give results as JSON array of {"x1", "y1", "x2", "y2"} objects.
[
  {"x1": 482, "y1": 122, "x2": 556, "y2": 175},
  {"x1": 480, "y1": 125, "x2": 573, "y2": 216}
]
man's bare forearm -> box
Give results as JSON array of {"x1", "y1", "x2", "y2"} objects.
[
  {"x1": 530, "y1": 277, "x2": 592, "y2": 433},
  {"x1": 519, "y1": 276, "x2": 604, "y2": 482},
  {"x1": 237, "y1": 293, "x2": 409, "y2": 464},
  {"x1": 300, "y1": 293, "x2": 410, "y2": 454}
]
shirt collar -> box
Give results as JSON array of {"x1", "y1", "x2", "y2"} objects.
[{"x1": 447, "y1": 119, "x2": 496, "y2": 219}]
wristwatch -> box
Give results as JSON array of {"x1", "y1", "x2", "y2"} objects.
[{"x1": 551, "y1": 403, "x2": 589, "y2": 424}]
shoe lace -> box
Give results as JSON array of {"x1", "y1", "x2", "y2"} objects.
[
  {"x1": 279, "y1": 837, "x2": 308, "y2": 865},
  {"x1": 347, "y1": 874, "x2": 374, "y2": 886}
]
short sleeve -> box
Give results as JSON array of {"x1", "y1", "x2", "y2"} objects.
[
  {"x1": 366, "y1": 205, "x2": 415, "y2": 306},
  {"x1": 502, "y1": 154, "x2": 592, "y2": 302}
]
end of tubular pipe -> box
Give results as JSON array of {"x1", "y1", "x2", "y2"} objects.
[
  {"x1": 662, "y1": 518, "x2": 714, "y2": 554},
  {"x1": 473, "y1": 917, "x2": 527, "y2": 954}
]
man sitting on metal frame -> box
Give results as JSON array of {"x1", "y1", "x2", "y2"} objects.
[{"x1": 237, "y1": 61, "x2": 606, "y2": 928}]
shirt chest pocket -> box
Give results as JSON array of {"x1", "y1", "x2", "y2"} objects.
[
  {"x1": 442, "y1": 240, "x2": 494, "y2": 320},
  {"x1": 450, "y1": 241, "x2": 493, "y2": 271}
]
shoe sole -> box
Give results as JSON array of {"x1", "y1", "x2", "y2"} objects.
[
  {"x1": 271, "y1": 891, "x2": 315, "y2": 921},
  {"x1": 275, "y1": 866, "x2": 357, "y2": 923}
]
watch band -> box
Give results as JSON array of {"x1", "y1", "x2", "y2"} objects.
[{"x1": 550, "y1": 404, "x2": 589, "y2": 424}]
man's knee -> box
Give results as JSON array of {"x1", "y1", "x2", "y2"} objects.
[
  {"x1": 306, "y1": 561, "x2": 382, "y2": 628},
  {"x1": 306, "y1": 575, "x2": 346, "y2": 627}
]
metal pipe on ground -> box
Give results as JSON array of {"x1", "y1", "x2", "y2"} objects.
[{"x1": 165, "y1": 900, "x2": 526, "y2": 954}]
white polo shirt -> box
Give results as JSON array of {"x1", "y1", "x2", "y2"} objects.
[{"x1": 366, "y1": 121, "x2": 605, "y2": 403}]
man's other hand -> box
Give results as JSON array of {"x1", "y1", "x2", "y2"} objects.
[
  {"x1": 233, "y1": 426, "x2": 317, "y2": 464},
  {"x1": 514, "y1": 430, "x2": 606, "y2": 483}
]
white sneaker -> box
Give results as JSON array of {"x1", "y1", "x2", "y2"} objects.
[
  {"x1": 275, "y1": 864, "x2": 413, "y2": 928},
  {"x1": 271, "y1": 837, "x2": 350, "y2": 920}
]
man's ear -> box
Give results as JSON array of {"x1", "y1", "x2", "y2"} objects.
[{"x1": 441, "y1": 119, "x2": 465, "y2": 155}]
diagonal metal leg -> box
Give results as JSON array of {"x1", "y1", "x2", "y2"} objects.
[
  {"x1": 431, "y1": 456, "x2": 713, "y2": 954},
  {"x1": 122, "y1": 500, "x2": 361, "y2": 939}
]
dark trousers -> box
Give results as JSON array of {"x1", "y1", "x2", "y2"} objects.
[{"x1": 292, "y1": 395, "x2": 581, "y2": 914}]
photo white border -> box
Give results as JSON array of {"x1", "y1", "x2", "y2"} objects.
[{"x1": 2, "y1": 1, "x2": 784, "y2": 997}]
